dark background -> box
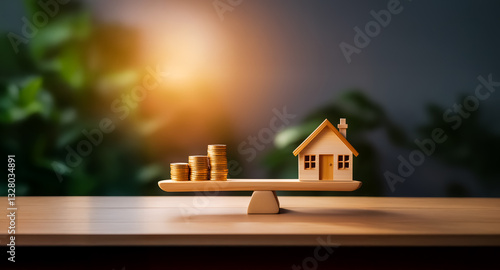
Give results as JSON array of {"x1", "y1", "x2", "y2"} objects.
[
  {"x1": 1, "y1": 0, "x2": 499, "y2": 197},
  {"x1": 2, "y1": 246, "x2": 499, "y2": 269}
]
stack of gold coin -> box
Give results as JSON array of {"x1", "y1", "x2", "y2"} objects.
[
  {"x1": 188, "y1": 155, "x2": 209, "y2": 181},
  {"x1": 207, "y1": 144, "x2": 228, "y2": 181},
  {"x1": 170, "y1": 163, "x2": 189, "y2": 181}
]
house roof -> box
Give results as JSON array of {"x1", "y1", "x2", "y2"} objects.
[{"x1": 292, "y1": 119, "x2": 359, "y2": 157}]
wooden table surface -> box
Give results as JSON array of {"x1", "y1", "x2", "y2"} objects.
[{"x1": 1, "y1": 196, "x2": 499, "y2": 246}]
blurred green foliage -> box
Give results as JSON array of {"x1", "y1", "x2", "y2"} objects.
[
  {"x1": 1, "y1": 0, "x2": 166, "y2": 195},
  {"x1": 417, "y1": 100, "x2": 500, "y2": 196},
  {"x1": 264, "y1": 92, "x2": 500, "y2": 197}
]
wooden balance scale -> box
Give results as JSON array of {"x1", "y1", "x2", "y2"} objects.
[{"x1": 158, "y1": 179, "x2": 361, "y2": 214}]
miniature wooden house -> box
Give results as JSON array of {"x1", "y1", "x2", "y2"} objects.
[{"x1": 293, "y1": 118, "x2": 359, "y2": 181}]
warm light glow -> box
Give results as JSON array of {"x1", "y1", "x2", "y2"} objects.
[
  {"x1": 96, "y1": 1, "x2": 278, "y2": 151},
  {"x1": 143, "y1": 7, "x2": 228, "y2": 91}
]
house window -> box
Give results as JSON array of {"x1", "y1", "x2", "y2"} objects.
[
  {"x1": 304, "y1": 155, "x2": 316, "y2": 170},
  {"x1": 338, "y1": 155, "x2": 350, "y2": 170}
]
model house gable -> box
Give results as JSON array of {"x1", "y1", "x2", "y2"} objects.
[
  {"x1": 293, "y1": 119, "x2": 358, "y2": 157},
  {"x1": 300, "y1": 127, "x2": 353, "y2": 156}
]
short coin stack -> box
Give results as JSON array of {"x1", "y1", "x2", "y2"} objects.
[
  {"x1": 207, "y1": 144, "x2": 228, "y2": 181},
  {"x1": 188, "y1": 155, "x2": 209, "y2": 181},
  {"x1": 170, "y1": 163, "x2": 189, "y2": 181}
]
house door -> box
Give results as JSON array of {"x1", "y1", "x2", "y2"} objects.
[{"x1": 319, "y1": 155, "x2": 334, "y2": 180}]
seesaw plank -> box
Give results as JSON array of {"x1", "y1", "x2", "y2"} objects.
[{"x1": 158, "y1": 179, "x2": 361, "y2": 192}]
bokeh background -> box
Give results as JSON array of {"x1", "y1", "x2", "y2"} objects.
[{"x1": 1, "y1": 0, "x2": 499, "y2": 197}]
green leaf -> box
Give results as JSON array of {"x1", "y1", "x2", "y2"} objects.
[
  {"x1": 38, "y1": 90, "x2": 54, "y2": 119},
  {"x1": 58, "y1": 46, "x2": 85, "y2": 90},
  {"x1": 7, "y1": 84, "x2": 20, "y2": 100},
  {"x1": 29, "y1": 11, "x2": 91, "y2": 71},
  {"x1": 19, "y1": 77, "x2": 43, "y2": 106}
]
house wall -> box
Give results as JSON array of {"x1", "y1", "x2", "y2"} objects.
[{"x1": 298, "y1": 128, "x2": 353, "y2": 181}]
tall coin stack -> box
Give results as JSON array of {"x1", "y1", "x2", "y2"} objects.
[
  {"x1": 207, "y1": 144, "x2": 228, "y2": 181},
  {"x1": 170, "y1": 163, "x2": 189, "y2": 181},
  {"x1": 188, "y1": 155, "x2": 209, "y2": 181}
]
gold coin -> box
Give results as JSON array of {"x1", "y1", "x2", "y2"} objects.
[
  {"x1": 170, "y1": 162, "x2": 189, "y2": 181},
  {"x1": 188, "y1": 155, "x2": 209, "y2": 181},
  {"x1": 207, "y1": 144, "x2": 227, "y2": 181}
]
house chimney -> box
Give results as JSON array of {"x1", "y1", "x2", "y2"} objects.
[{"x1": 337, "y1": 118, "x2": 348, "y2": 138}]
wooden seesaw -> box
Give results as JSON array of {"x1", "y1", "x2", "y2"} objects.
[{"x1": 158, "y1": 179, "x2": 361, "y2": 214}]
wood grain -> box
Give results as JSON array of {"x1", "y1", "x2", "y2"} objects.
[
  {"x1": 158, "y1": 179, "x2": 362, "y2": 192},
  {"x1": 1, "y1": 196, "x2": 499, "y2": 246}
]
